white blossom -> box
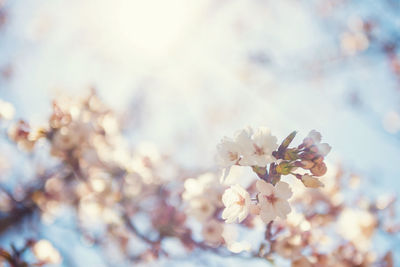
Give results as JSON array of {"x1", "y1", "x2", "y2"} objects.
[
  {"x1": 256, "y1": 180, "x2": 292, "y2": 223},
  {"x1": 216, "y1": 127, "x2": 253, "y2": 168},
  {"x1": 241, "y1": 127, "x2": 278, "y2": 167},
  {"x1": 32, "y1": 240, "x2": 62, "y2": 264},
  {"x1": 221, "y1": 184, "x2": 251, "y2": 223},
  {"x1": 216, "y1": 137, "x2": 242, "y2": 168},
  {"x1": 337, "y1": 208, "x2": 376, "y2": 251},
  {"x1": 183, "y1": 173, "x2": 223, "y2": 206}
]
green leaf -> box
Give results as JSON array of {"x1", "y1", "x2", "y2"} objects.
[{"x1": 280, "y1": 131, "x2": 297, "y2": 150}]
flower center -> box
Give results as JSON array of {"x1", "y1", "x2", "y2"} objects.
[
  {"x1": 236, "y1": 195, "x2": 245, "y2": 206},
  {"x1": 206, "y1": 227, "x2": 215, "y2": 234},
  {"x1": 228, "y1": 151, "x2": 239, "y2": 161},
  {"x1": 200, "y1": 204, "x2": 210, "y2": 212},
  {"x1": 264, "y1": 193, "x2": 278, "y2": 204},
  {"x1": 253, "y1": 144, "x2": 265, "y2": 156}
]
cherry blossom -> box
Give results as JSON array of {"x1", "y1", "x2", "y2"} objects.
[
  {"x1": 241, "y1": 127, "x2": 278, "y2": 167},
  {"x1": 221, "y1": 184, "x2": 251, "y2": 223},
  {"x1": 216, "y1": 128, "x2": 253, "y2": 167},
  {"x1": 216, "y1": 137, "x2": 243, "y2": 167},
  {"x1": 256, "y1": 180, "x2": 292, "y2": 223}
]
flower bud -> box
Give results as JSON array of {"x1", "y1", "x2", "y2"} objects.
[
  {"x1": 284, "y1": 148, "x2": 299, "y2": 160},
  {"x1": 301, "y1": 175, "x2": 324, "y2": 188},
  {"x1": 300, "y1": 160, "x2": 314, "y2": 169},
  {"x1": 313, "y1": 156, "x2": 324, "y2": 164},
  {"x1": 310, "y1": 162, "x2": 327, "y2": 176},
  {"x1": 310, "y1": 145, "x2": 319, "y2": 153},
  {"x1": 302, "y1": 137, "x2": 314, "y2": 148},
  {"x1": 300, "y1": 152, "x2": 315, "y2": 160}
]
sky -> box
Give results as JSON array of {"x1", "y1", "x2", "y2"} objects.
[{"x1": 0, "y1": 0, "x2": 400, "y2": 266}]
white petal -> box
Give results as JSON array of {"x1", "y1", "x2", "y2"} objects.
[
  {"x1": 232, "y1": 184, "x2": 249, "y2": 199},
  {"x1": 224, "y1": 215, "x2": 237, "y2": 224},
  {"x1": 308, "y1": 130, "x2": 322, "y2": 143},
  {"x1": 234, "y1": 127, "x2": 253, "y2": 145},
  {"x1": 253, "y1": 127, "x2": 278, "y2": 152},
  {"x1": 220, "y1": 167, "x2": 231, "y2": 184},
  {"x1": 252, "y1": 156, "x2": 268, "y2": 167},
  {"x1": 256, "y1": 180, "x2": 274, "y2": 195},
  {"x1": 222, "y1": 188, "x2": 238, "y2": 206},
  {"x1": 253, "y1": 127, "x2": 270, "y2": 139},
  {"x1": 238, "y1": 154, "x2": 255, "y2": 166},
  {"x1": 274, "y1": 181, "x2": 293, "y2": 199},
  {"x1": 237, "y1": 207, "x2": 249, "y2": 223},
  {"x1": 216, "y1": 138, "x2": 240, "y2": 167},
  {"x1": 222, "y1": 205, "x2": 240, "y2": 220}
]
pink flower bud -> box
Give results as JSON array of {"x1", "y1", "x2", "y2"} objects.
[
  {"x1": 313, "y1": 156, "x2": 324, "y2": 164},
  {"x1": 301, "y1": 175, "x2": 324, "y2": 188},
  {"x1": 310, "y1": 162, "x2": 327, "y2": 176},
  {"x1": 300, "y1": 160, "x2": 314, "y2": 169}
]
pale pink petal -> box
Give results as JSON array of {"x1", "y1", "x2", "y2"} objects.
[
  {"x1": 308, "y1": 130, "x2": 322, "y2": 143},
  {"x1": 274, "y1": 199, "x2": 291, "y2": 219},
  {"x1": 234, "y1": 127, "x2": 253, "y2": 145},
  {"x1": 260, "y1": 203, "x2": 276, "y2": 223},
  {"x1": 274, "y1": 181, "x2": 293, "y2": 199},
  {"x1": 238, "y1": 155, "x2": 254, "y2": 166},
  {"x1": 318, "y1": 143, "x2": 331, "y2": 156},
  {"x1": 256, "y1": 180, "x2": 274, "y2": 195}
]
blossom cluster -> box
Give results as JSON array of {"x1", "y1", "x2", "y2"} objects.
[{"x1": 217, "y1": 127, "x2": 331, "y2": 225}]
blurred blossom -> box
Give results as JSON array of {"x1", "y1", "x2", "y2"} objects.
[
  {"x1": 0, "y1": 100, "x2": 14, "y2": 120},
  {"x1": 32, "y1": 240, "x2": 62, "y2": 265},
  {"x1": 337, "y1": 208, "x2": 377, "y2": 251},
  {"x1": 202, "y1": 220, "x2": 224, "y2": 245}
]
